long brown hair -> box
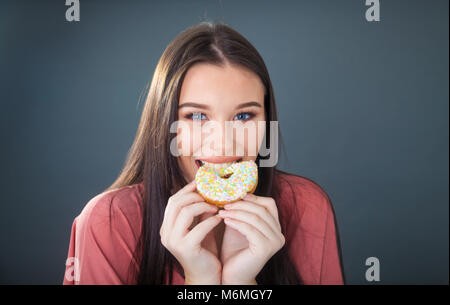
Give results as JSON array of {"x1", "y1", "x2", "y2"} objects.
[{"x1": 106, "y1": 20, "x2": 303, "y2": 284}]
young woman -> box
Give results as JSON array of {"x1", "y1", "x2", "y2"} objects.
[{"x1": 63, "y1": 21, "x2": 345, "y2": 285}]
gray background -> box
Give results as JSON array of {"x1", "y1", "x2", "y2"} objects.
[{"x1": 0, "y1": 0, "x2": 448, "y2": 284}]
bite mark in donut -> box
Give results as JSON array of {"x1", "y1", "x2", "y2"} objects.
[{"x1": 195, "y1": 160, "x2": 258, "y2": 208}]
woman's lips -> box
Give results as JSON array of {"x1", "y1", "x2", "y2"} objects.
[
  {"x1": 197, "y1": 156, "x2": 242, "y2": 163},
  {"x1": 195, "y1": 157, "x2": 243, "y2": 169}
]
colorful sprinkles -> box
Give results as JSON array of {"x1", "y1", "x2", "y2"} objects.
[{"x1": 195, "y1": 160, "x2": 258, "y2": 206}]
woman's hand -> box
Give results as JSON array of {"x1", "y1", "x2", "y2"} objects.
[
  {"x1": 218, "y1": 193, "x2": 286, "y2": 285},
  {"x1": 160, "y1": 181, "x2": 223, "y2": 285}
]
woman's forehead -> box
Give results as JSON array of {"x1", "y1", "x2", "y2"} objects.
[{"x1": 179, "y1": 63, "x2": 265, "y2": 109}]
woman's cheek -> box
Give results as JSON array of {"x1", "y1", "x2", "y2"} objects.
[
  {"x1": 240, "y1": 120, "x2": 266, "y2": 158},
  {"x1": 257, "y1": 120, "x2": 266, "y2": 154},
  {"x1": 192, "y1": 130, "x2": 203, "y2": 156},
  {"x1": 176, "y1": 127, "x2": 193, "y2": 156}
]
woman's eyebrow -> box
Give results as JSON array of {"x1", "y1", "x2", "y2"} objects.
[
  {"x1": 179, "y1": 101, "x2": 262, "y2": 110},
  {"x1": 236, "y1": 101, "x2": 262, "y2": 109},
  {"x1": 178, "y1": 102, "x2": 210, "y2": 110}
]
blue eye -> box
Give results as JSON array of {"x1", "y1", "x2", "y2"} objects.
[
  {"x1": 185, "y1": 112, "x2": 254, "y2": 121},
  {"x1": 186, "y1": 112, "x2": 207, "y2": 121},
  {"x1": 234, "y1": 112, "x2": 254, "y2": 121}
]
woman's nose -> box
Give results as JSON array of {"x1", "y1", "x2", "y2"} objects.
[{"x1": 202, "y1": 120, "x2": 240, "y2": 157}]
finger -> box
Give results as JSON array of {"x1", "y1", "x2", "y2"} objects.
[
  {"x1": 242, "y1": 194, "x2": 280, "y2": 226},
  {"x1": 172, "y1": 202, "x2": 218, "y2": 239},
  {"x1": 174, "y1": 180, "x2": 197, "y2": 196},
  {"x1": 218, "y1": 209, "x2": 277, "y2": 241},
  {"x1": 198, "y1": 210, "x2": 216, "y2": 223},
  {"x1": 189, "y1": 209, "x2": 216, "y2": 230},
  {"x1": 186, "y1": 215, "x2": 223, "y2": 245},
  {"x1": 189, "y1": 210, "x2": 217, "y2": 230},
  {"x1": 163, "y1": 191, "x2": 206, "y2": 233},
  {"x1": 224, "y1": 200, "x2": 281, "y2": 233},
  {"x1": 222, "y1": 217, "x2": 266, "y2": 248}
]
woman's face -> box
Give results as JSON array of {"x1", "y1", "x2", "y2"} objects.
[{"x1": 176, "y1": 62, "x2": 266, "y2": 182}]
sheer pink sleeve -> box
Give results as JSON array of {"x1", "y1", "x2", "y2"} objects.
[
  {"x1": 62, "y1": 187, "x2": 142, "y2": 285},
  {"x1": 318, "y1": 196, "x2": 345, "y2": 284},
  {"x1": 278, "y1": 174, "x2": 345, "y2": 285}
]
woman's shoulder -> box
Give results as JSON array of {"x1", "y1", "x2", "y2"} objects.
[
  {"x1": 75, "y1": 181, "x2": 145, "y2": 233},
  {"x1": 274, "y1": 169, "x2": 333, "y2": 218},
  {"x1": 275, "y1": 170, "x2": 329, "y2": 204},
  {"x1": 65, "y1": 182, "x2": 145, "y2": 284},
  {"x1": 274, "y1": 170, "x2": 344, "y2": 285}
]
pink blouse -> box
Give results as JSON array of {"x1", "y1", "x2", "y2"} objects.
[{"x1": 62, "y1": 173, "x2": 345, "y2": 285}]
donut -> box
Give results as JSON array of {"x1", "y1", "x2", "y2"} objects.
[{"x1": 195, "y1": 160, "x2": 258, "y2": 208}]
